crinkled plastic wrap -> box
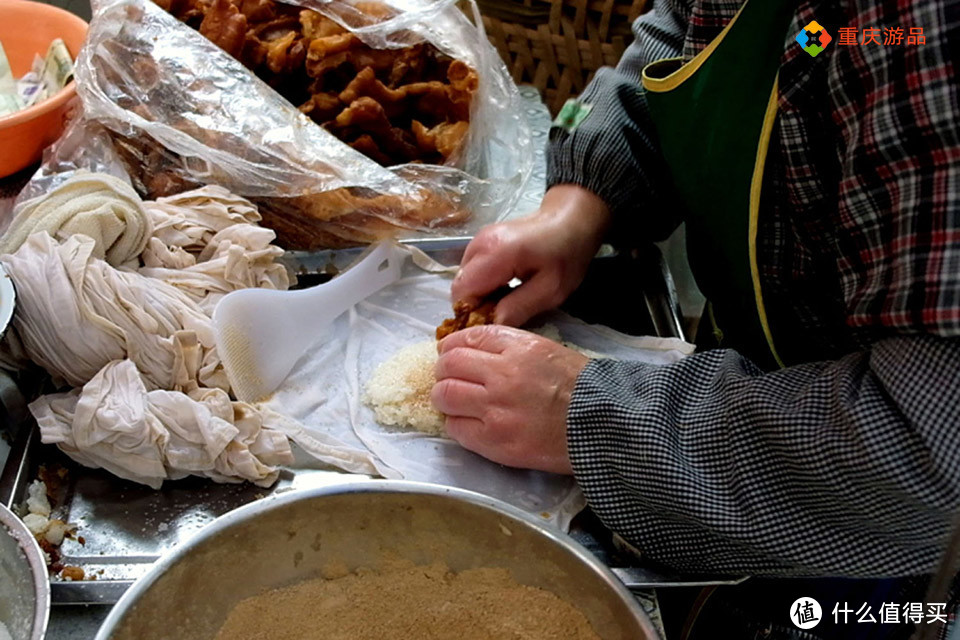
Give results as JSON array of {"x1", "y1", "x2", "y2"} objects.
[
  {"x1": 68, "y1": 0, "x2": 532, "y2": 248},
  {"x1": 11, "y1": 117, "x2": 133, "y2": 215}
]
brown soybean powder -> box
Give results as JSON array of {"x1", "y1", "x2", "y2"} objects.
[{"x1": 214, "y1": 560, "x2": 602, "y2": 640}]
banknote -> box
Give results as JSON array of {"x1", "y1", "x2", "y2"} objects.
[
  {"x1": 40, "y1": 38, "x2": 74, "y2": 96},
  {"x1": 0, "y1": 92, "x2": 22, "y2": 117},
  {"x1": 0, "y1": 38, "x2": 74, "y2": 117},
  {"x1": 0, "y1": 40, "x2": 16, "y2": 94},
  {"x1": 17, "y1": 54, "x2": 46, "y2": 108},
  {"x1": 0, "y1": 40, "x2": 22, "y2": 116}
]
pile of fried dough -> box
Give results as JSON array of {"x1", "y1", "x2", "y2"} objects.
[{"x1": 153, "y1": 0, "x2": 478, "y2": 168}]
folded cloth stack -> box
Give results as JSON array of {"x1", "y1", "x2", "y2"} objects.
[
  {"x1": 0, "y1": 172, "x2": 151, "y2": 268},
  {"x1": 30, "y1": 360, "x2": 293, "y2": 489},
  {"x1": 139, "y1": 186, "x2": 290, "y2": 314},
  {"x1": 0, "y1": 175, "x2": 298, "y2": 487},
  {"x1": 2, "y1": 233, "x2": 224, "y2": 391}
]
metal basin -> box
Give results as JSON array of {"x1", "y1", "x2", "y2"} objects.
[
  {"x1": 96, "y1": 481, "x2": 659, "y2": 639},
  {"x1": 0, "y1": 502, "x2": 50, "y2": 640}
]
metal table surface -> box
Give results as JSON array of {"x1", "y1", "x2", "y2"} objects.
[
  {"x1": 0, "y1": 86, "x2": 741, "y2": 639},
  {"x1": 0, "y1": 234, "x2": 742, "y2": 639}
]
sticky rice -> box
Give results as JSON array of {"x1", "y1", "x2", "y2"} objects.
[
  {"x1": 364, "y1": 341, "x2": 445, "y2": 436},
  {"x1": 363, "y1": 324, "x2": 601, "y2": 437}
]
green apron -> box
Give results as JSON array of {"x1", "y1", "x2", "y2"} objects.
[{"x1": 642, "y1": 0, "x2": 796, "y2": 370}]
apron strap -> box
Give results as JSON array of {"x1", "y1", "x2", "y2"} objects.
[{"x1": 641, "y1": 0, "x2": 796, "y2": 370}]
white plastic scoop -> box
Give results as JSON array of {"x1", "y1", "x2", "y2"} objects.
[{"x1": 213, "y1": 241, "x2": 405, "y2": 402}]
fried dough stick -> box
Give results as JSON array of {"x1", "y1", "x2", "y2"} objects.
[
  {"x1": 411, "y1": 120, "x2": 469, "y2": 159},
  {"x1": 436, "y1": 287, "x2": 513, "y2": 340},
  {"x1": 335, "y1": 97, "x2": 420, "y2": 163},
  {"x1": 339, "y1": 67, "x2": 451, "y2": 119},
  {"x1": 199, "y1": 0, "x2": 247, "y2": 60}
]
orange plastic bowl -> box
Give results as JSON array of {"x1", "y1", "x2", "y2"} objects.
[{"x1": 0, "y1": 0, "x2": 88, "y2": 178}]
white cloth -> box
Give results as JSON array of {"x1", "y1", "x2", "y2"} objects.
[
  {"x1": 144, "y1": 186, "x2": 262, "y2": 250},
  {"x1": 0, "y1": 232, "x2": 224, "y2": 392},
  {"x1": 31, "y1": 360, "x2": 294, "y2": 489},
  {"x1": 0, "y1": 172, "x2": 151, "y2": 268},
  {"x1": 139, "y1": 186, "x2": 289, "y2": 314},
  {"x1": 0, "y1": 182, "x2": 306, "y2": 488}
]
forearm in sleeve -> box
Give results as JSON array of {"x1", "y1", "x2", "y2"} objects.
[
  {"x1": 567, "y1": 333, "x2": 960, "y2": 577},
  {"x1": 547, "y1": 0, "x2": 691, "y2": 241}
]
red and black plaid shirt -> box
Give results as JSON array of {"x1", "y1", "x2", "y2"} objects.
[
  {"x1": 550, "y1": 0, "x2": 960, "y2": 358},
  {"x1": 549, "y1": 0, "x2": 960, "y2": 595}
]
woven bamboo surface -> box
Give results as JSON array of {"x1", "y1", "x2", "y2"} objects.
[{"x1": 477, "y1": 0, "x2": 649, "y2": 115}]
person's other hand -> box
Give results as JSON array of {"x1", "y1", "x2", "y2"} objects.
[
  {"x1": 431, "y1": 324, "x2": 589, "y2": 474},
  {"x1": 452, "y1": 184, "x2": 611, "y2": 327}
]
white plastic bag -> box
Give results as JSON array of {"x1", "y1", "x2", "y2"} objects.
[{"x1": 69, "y1": 0, "x2": 533, "y2": 248}]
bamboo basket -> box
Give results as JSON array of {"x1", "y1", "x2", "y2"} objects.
[{"x1": 476, "y1": 0, "x2": 649, "y2": 115}]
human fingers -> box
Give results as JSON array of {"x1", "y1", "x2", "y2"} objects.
[
  {"x1": 442, "y1": 415, "x2": 488, "y2": 449},
  {"x1": 451, "y1": 250, "x2": 518, "y2": 308},
  {"x1": 460, "y1": 221, "x2": 510, "y2": 265},
  {"x1": 434, "y1": 347, "x2": 498, "y2": 385},
  {"x1": 430, "y1": 377, "x2": 488, "y2": 418},
  {"x1": 437, "y1": 324, "x2": 530, "y2": 356},
  {"x1": 446, "y1": 414, "x2": 564, "y2": 473},
  {"x1": 493, "y1": 270, "x2": 564, "y2": 326}
]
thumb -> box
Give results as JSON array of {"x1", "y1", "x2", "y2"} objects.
[
  {"x1": 494, "y1": 271, "x2": 562, "y2": 326},
  {"x1": 452, "y1": 252, "x2": 517, "y2": 306}
]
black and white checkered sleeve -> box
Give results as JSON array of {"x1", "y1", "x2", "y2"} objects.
[
  {"x1": 546, "y1": 0, "x2": 691, "y2": 242},
  {"x1": 567, "y1": 333, "x2": 960, "y2": 577}
]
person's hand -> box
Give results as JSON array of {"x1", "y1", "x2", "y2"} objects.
[
  {"x1": 452, "y1": 184, "x2": 611, "y2": 327},
  {"x1": 431, "y1": 324, "x2": 590, "y2": 474}
]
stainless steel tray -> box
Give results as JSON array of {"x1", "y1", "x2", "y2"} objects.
[
  {"x1": 1, "y1": 421, "x2": 745, "y2": 607},
  {"x1": 0, "y1": 242, "x2": 745, "y2": 607},
  {"x1": 0, "y1": 84, "x2": 743, "y2": 618}
]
